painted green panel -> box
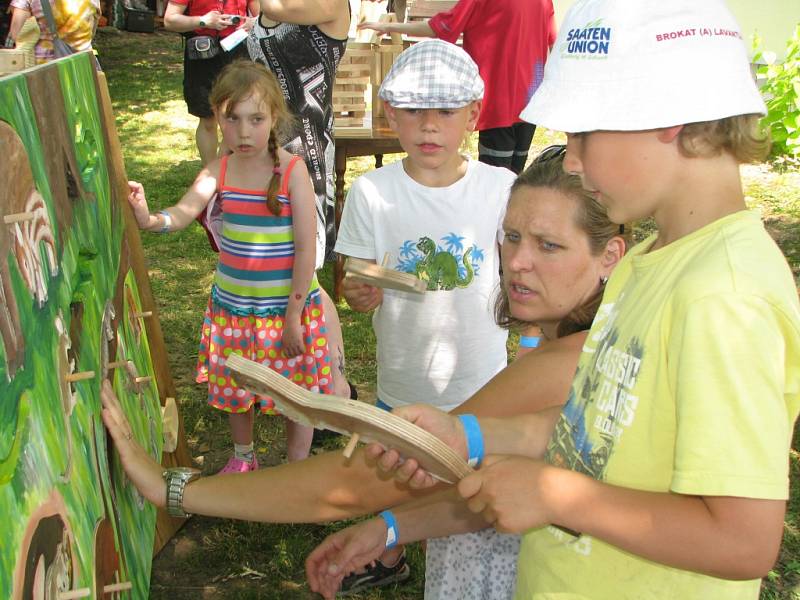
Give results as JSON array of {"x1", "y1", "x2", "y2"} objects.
[{"x1": 0, "y1": 53, "x2": 161, "y2": 600}]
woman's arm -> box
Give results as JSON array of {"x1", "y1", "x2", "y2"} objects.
[
  {"x1": 8, "y1": 7, "x2": 32, "y2": 44},
  {"x1": 282, "y1": 154, "x2": 317, "y2": 357},
  {"x1": 259, "y1": 0, "x2": 349, "y2": 32},
  {"x1": 163, "y1": 1, "x2": 233, "y2": 33},
  {"x1": 101, "y1": 332, "x2": 583, "y2": 522}
]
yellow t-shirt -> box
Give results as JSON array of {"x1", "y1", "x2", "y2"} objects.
[{"x1": 516, "y1": 210, "x2": 800, "y2": 599}]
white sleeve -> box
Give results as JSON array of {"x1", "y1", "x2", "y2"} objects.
[{"x1": 333, "y1": 176, "x2": 377, "y2": 260}]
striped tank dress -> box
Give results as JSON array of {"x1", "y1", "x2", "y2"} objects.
[{"x1": 197, "y1": 155, "x2": 333, "y2": 414}]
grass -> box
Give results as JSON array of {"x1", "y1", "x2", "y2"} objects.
[{"x1": 94, "y1": 27, "x2": 800, "y2": 599}]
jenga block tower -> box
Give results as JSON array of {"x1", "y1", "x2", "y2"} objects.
[{"x1": 333, "y1": 43, "x2": 372, "y2": 132}]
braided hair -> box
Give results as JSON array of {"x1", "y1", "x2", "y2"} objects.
[
  {"x1": 265, "y1": 130, "x2": 282, "y2": 216},
  {"x1": 209, "y1": 60, "x2": 294, "y2": 216}
]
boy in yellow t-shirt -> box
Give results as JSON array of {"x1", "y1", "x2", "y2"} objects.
[
  {"x1": 332, "y1": 1, "x2": 800, "y2": 598},
  {"x1": 472, "y1": 1, "x2": 800, "y2": 597}
]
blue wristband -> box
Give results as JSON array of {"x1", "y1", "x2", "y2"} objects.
[
  {"x1": 457, "y1": 414, "x2": 484, "y2": 468},
  {"x1": 519, "y1": 335, "x2": 541, "y2": 349},
  {"x1": 378, "y1": 510, "x2": 399, "y2": 549}
]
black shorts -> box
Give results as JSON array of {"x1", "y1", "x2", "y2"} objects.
[
  {"x1": 183, "y1": 41, "x2": 249, "y2": 118},
  {"x1": 478, "y1": 122, "x2": 537, "y2": 175}
]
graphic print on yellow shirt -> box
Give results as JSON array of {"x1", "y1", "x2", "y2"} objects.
[{"x1": 546, "y1": 296, "x2": 643, "y2": 479}]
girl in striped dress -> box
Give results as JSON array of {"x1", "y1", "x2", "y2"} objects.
[{"x1": 127, "y1": 60, "x2": 333, "y2": 472}]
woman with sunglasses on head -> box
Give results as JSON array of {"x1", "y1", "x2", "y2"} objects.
[
  {"x1": 305, "y1": 146, "x2": 629, "y2": 599},
  {"x1": 100, "y1": 147, "x2": 628, "y2": 596}
]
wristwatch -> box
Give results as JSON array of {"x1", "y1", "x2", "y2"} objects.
[
  {"x1": 163, "y1": 467, "x2": 202, "y2": 517},
  {"x1": 198, "y1": 18, "x2": 206, "y2": 27}
]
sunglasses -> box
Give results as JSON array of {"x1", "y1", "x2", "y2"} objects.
[
  {"x1": 533, "y1": 144, "x2": 567, "y2": 164},
  {"x1": 531, "y1": 144, "x2": 626, "y2": 235}
]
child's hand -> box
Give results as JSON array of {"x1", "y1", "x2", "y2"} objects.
[
  {"x1": 306, "y1": 518, "x2": 389, "y2": 600},
  {"x1": 364, "y1": 404, "x2": 467, "y2": 488},
  {"x1": 458, "y1": 455, "x2": 566, "y2": 533},
  {"x1": 357, "y1": 21, "x2": 393, "y2": 35},
  {"x1": 127, "y1": 181, "x2": 151, "y2": 230},
  {"x1": 281, "y1": 317, "x2": 305, "y2": 359},
  {"x1": 342, "y1": 277, "x2": 383, "y2": 313}
]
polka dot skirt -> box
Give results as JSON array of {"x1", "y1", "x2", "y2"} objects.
[{"x1": 196, "y1": 294, "x2": 333, "y2": 414}]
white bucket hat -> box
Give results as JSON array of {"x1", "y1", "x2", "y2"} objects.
[
  {"x1": 379, "y1": 39, "x2": 484, "y2": 109},
  {"x1": 521, "y1": 0, "x2": 766, "y2": 132}
]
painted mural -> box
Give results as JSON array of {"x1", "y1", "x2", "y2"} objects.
[{"x1": 0, "y1": 52, "x2": 164, "y2": 599}]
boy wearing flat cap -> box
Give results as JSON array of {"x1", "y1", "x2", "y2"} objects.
[{"x1": 333, "y1": 39, "x2": 517, "y2": 595}]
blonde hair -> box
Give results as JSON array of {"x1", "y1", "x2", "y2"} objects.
[
  {"x1": 678, "y1": 114, "x2": 770, "y2": 163},
  {"x1": 209, "y1": 60, "x2": 294, "y2": 215},
  {"x1": 494, "y1": 150, "x2": 631, "y2": 337}
]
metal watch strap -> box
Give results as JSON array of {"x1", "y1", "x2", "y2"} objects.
[{"x1": 164, "y1": 468, "x2": 200, "y2": 518}]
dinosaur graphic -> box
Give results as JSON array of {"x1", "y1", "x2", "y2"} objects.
[{"x1": 414, "y1": 237, "x2": 474, "y2": 290}]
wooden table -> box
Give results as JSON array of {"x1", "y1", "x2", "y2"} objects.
[{"x1": 333, "y1": 129, "x2": 404, "y2": 300}]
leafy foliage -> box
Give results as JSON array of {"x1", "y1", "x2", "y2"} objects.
[{"x1": 753, "y1": 25, "x2": 800, "y2": 165}]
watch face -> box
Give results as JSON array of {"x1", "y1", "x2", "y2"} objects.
[{"x1": 173, "y1": 467, "x2": 200, "y2": 476}]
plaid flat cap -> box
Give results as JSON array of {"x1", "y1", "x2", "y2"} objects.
[{"x1": 378, "y1": 39, "x2": 484, "y2": 109}]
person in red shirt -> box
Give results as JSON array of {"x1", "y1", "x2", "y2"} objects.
[
  {"x1": 361, "y1": 0, "x2": 556, "y2": 174},
  {"x1": 164, "y1": 0, "x2": 258, "y2": 164}
]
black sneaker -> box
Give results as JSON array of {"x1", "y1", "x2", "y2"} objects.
[{"x1": 338, "y1": 551, "x2": 411, "y2": 595}]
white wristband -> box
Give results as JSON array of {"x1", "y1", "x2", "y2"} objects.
[{"x1": 157, "y1": 210, "x2": 171, "y2": 233}]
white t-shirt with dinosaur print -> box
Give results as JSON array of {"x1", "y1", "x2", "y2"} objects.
[{"x1": 335, "y1": 158, "x2": 514, "y2": 411}]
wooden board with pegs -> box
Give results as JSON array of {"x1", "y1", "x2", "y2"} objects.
[
  {"x1": 344, "y1": 256, "x2": 427, "y2": 294},
  {"x1": 226, "y1": 353, "x2": 472, "y2": 483}
]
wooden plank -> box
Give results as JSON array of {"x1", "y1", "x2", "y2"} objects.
[
  {"x1": 344, "y1": 257, "x2": 427, "y2": 294},
  {"x1": 355, "y1": 0, "x2": 388, "y2": 43},
  {"x1": 333, "y1": 104, "x2": 367, "y2": 112},
  {"x1": 332, "y1": 91, "x2": 366, "y2": 101},
  {"x1": 226, "y1": 353, "x2": 471, "y2": 484},
  {"x1": 95, "y1": 70, "x2": 193, "y2": 555},
  {"x1": 334, "y1": 125, "x2": 373, "y2": 137},
  {"x1": 0, "y1": 49, "x2": 27, "y2": 76},
  {"x1": 407, "y1": 0, "x2": 456, "y2": 19},
  {"x1": 334, "y1": 75, "x2": 371, "y2": 85}
]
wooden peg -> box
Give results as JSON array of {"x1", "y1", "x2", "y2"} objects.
[
  {"x1": 107, "y1": 360, "x2": 130, "y2": 369},
  {"x1": 3, "y1": 211, "x2": 36, "y2": 225},
  {"x1": 103, "y1": 581, "x2": 133, "y2": 594},
  {"x1": 134, "y1": 375, "x2": 153, "y2": 384},
  {"x1": 133, "y1": 311, "x2": 153, "y2": 319},
  {"x1": 58, "y1": 589, "x2": 91, "y2": 600},
  {"x1": 65, "y1": 370, "x2": 95, "y2": 383},
  {"x1": 381, "y1": 252, "x2": 390, "y2": 267},
  {"x1": 162, "y1": 397, "x2": 179, "y2": 453},
  {"x1": 342, "y1": 433, "x2": 361, "y2": 458}
]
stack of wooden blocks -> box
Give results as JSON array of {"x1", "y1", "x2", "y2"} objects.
[
  {"x1": 333, "y1": 14, "x2": 406, "y2": 137},
  {"x1": 333, "y1": 43, "x2": 373, "y2": 133}
]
